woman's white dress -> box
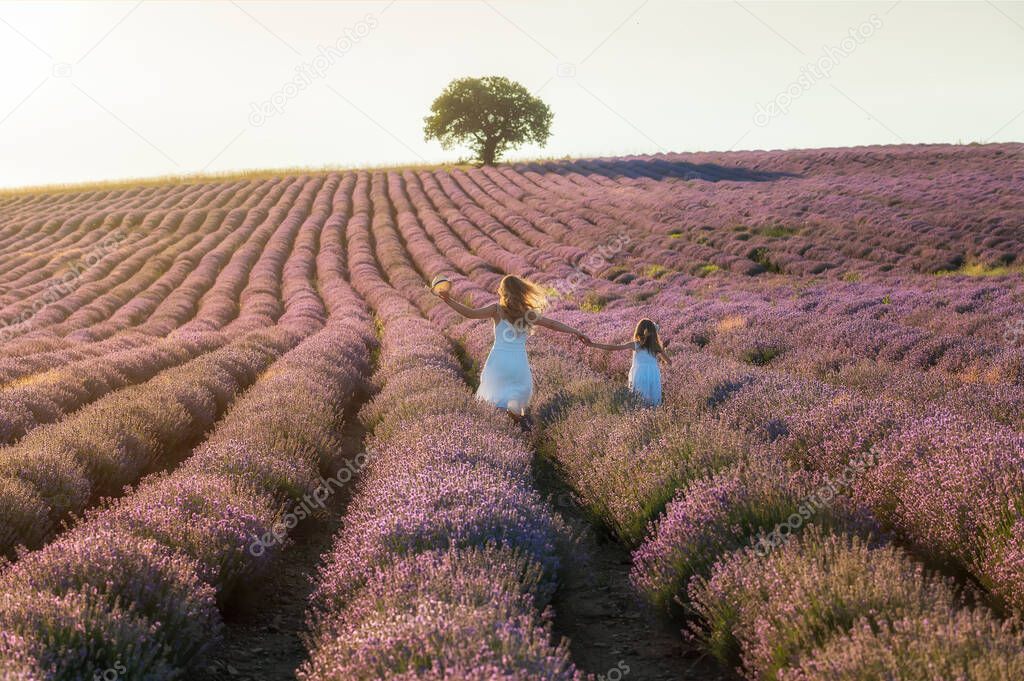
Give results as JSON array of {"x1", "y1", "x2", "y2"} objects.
[
  {"x1": 476, "y1": 318, "x2": 532, "y2": 415},
  {"x1": 629, "y1": 343, "x2": 662, "y2": 406}
]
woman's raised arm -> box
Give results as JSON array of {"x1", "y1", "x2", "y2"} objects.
[
  {"x1": 534, "y1": 315, "x2": 588, "y2": 339},
  {"x1": 435, "y1": 290, "x2": 498, "y2": 320}
]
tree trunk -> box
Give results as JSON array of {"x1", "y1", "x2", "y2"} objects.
[{"x1": 480, "y1": 137, "x2": 499, "y2": 166}]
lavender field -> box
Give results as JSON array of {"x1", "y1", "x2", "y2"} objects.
[{"x1": 0, "y1": 143, "x2": 1022, "y2": 680}]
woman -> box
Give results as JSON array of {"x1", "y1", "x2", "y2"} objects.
[{"x1": 434, "y1": 274, "x2": 589, "y2": 425}]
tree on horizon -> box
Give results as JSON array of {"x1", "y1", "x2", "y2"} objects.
[{"x1": 423, "y1": 76, "x2": 553, "y2": 166}]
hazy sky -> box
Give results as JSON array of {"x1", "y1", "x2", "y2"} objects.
[{"x1": 1, "y1": 1, "x2": 1022, "y2": 188}]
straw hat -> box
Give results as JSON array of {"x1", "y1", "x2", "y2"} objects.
[{"x1": 430, "y1": 274, "x2": 452, "y2": 295}]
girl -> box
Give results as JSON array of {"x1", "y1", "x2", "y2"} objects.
[
  {"x1": 433, "y1": 274, "x2": 590, "y2": 425},
  {"x1": 586, "y1": 318, "x2": 670, "y2": 406}
]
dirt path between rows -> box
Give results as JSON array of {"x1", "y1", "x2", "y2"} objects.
[
  {"x1": 533, "y1": 454, "x2": 737, "y2": 681},
  {"x1": 195, "y1": 422, "x2": 367, "y2": 681}
]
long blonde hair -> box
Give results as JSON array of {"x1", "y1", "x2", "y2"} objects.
[{"x1": 498, "y1": 275, "x2": 547, "y2": 325}]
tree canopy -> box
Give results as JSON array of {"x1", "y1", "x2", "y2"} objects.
[{"x1": 423, "y1": 76, "x2": 553, "y2": 166}]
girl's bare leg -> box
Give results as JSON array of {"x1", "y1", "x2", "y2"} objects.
[{"x1": 514, "y1": 409, "x2": 535, "y2": 432}]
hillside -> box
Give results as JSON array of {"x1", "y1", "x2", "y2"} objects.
[{"x1": 1, "y1": 144, "x2": 1023, "y2": 680}]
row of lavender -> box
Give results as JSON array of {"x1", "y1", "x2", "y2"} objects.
[
  {"x1": 432, "y1": 158, "x2": 1015, "y2": 401},
  {"x1": 467, "y1": 157, "x2": 1021, "y2": 391},
  {"x1": 0, "y1": 173, "x2": 404, "y2": 567},
  {"x1": 11, "y1": 150, "x2": 1017, "y2": 397},
  {"x1": 0, "y1": 176, "x2": 296, "y2": 351},
  {"x1": 411, "y1": 159, "x2": 1019, "y2": 456},
  {"x1": 360, "y1": 148, "x2": 1024, "y2": 675},
  {"x1": 4, "y1": 144, "x2": 1021, "y2": 294},
  {"x1": 366, "y1": 155, "x2": 1024, "y2": 624},
  {"x1": 0, "y1": 176, "x2": 337, "y2": 558},
  {"x1": 0, "y1": 178, "x2": 236, "y2": 227},
  {"x1": 551, "y1": 292, "x2": 1024, "y2": 609},
  {"x1": 495, "y1": 162, "x2": 1022, "y2": 386},
  {"x1": 299, "y1": 171, "x2": 579, "y2": 679},
  {"x1": 338, "y1": 158, "x2": 1024, "y2": 619},
  {"x1": 387, "y1": 156, "x2": 1024, "y2": 677},
  {"x1": 512, "y1": 144, "x2": 1024, "y2": 276},
  {"x1": 0, "y1": 187, "x2": 374, "y2": 679},
  {"x1": 647, "y1": 277, "x2": 1024, "y2": 395},
  {"x1": 0, "y1": 179, "x2": 255, "y2": 326},
  {"x1": 319, "y1": 152, "x2": 1015, "y2": 675},
  {"x1": 0, "y1": 177, "x2": 259, "y2": 268},
  {"x1": 382, "y1": 162, "x2": 1023, "y2": 408},
  {"x1": 366, "y1": 152, "x2": 1024, "y2": 610},
  {"x1": 491, "y1": 326, "x2": 1023, "y2": 679},
  {"x1": 0, "y1": 177, "x2": 291, "y2": 416}
]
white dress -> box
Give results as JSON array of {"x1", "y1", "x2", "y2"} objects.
[
  {"x1": 476, "y1": 318, "x2": 533, "y2": 415},
  {"x1": 628, "y1": 343, "x2": 662, "y2": 406}
]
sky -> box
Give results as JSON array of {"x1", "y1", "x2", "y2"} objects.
[{"x1": 0, "y1": 0, "x2": 1022, "y2": 189}]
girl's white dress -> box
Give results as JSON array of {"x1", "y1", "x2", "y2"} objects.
[
  {"x1": 629, "y1": 343, "x2": 662, "y2": 405},
  {"x1": 476, "y1": 318, "x2": 532, "y2": 414}
]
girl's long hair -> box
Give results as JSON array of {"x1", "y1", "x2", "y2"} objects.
[
  {"x1": 498, "y1": 275, "x2": 547, "y2": 326},
  {"x1": 634, "y1": 318, "x2": 664, "y2": 354}
]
